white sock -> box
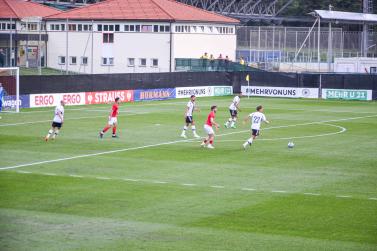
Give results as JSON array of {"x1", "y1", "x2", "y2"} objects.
[
  {"x1": 52, "y1": 129, "x2": 59, "y2": 139},
  {"x1": 182, "y1": 126, "x2": 187, "y2": 134},
  {"x1": 247, "y1": 138, "x2": 253, "y2": 145},
  {"x1": 46, "y1": 129, "x2": 53, "y2": 138},
  {"x1": 191, "y1": 125, "x2": 196, "y2": 132}
]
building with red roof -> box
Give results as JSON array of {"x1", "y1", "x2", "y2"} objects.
[
  {"x1": 1, "y1": 0, "x2": 239, "y2": 73},
  {"x1": 0, "y1": 0, "x2": 61, "y2": 67}
]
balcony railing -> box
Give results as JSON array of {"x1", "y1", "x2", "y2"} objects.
[{"x1": 175, "y1": 58, "x2": 263, "y2": 72}]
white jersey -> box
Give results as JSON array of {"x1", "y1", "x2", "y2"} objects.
[
  {"x1": 229, "y1": 96, "x2": 240, "y2": 111},
  {"x1": 53, "y1": 105, "x2": 64, "y2": 123},
  {"x1": 186, "y1": 101, "x2": 195, "y2": 117},
  {"x1": 250, "y1": 111, "x2": 266, "y2": 130}
]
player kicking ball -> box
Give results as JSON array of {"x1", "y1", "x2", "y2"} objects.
[
  {"x1": 224, "y1": 95, "x2": 241, "y2": 129},
  {"x1": 243, "y1": 105, "x2": 270, "y2": 150},
  {"x1": 99, "y1": 97, "x2": 120, "y2": 138},
  {"x1": 45, "y1": 100, "x2": 65, "y2": 141},
  {"x1": 201, "y1": 105, "x2": 219, "y2": 149},
  {"x1": 181, "y1": 95, "x2": 200, "y2": 139}
]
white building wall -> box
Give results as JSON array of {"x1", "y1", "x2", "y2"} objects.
[{"x1": 45, "y1": 21, "x2": 237, "y2": 74}]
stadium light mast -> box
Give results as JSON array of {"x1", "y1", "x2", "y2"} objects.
[{"x1": 327, "y1": 5, "x2": 333, "y2": 72}]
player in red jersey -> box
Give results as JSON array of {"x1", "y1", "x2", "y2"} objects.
[
  {"x1": 99, "y1": 97, "x2": 120, "y2": 138},
  {"x1": 201, "y1": 105, "x2": 219, "y2": 149}
]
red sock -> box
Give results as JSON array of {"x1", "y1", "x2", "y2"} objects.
[
  {"x1": 209, "y1": 139, "x2": 213, "y2": 145},
  {"x1": 112, "y1": 126, "x2": 117, "y2": 135},
  {"x1": 102, "y1": 125, "x2": 111, "y2": 133}
]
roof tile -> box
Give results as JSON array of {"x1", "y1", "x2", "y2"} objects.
[
  {"x1": 46, "y1": 0, "x2": 239, "y2": 23},
  {"x1": 0, "y1": 0, "x2": 61, "y2": 19}
]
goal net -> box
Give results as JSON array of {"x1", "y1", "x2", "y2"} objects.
[{"x1": 0, "y1": 67, "x2": 20, "y2": 113}]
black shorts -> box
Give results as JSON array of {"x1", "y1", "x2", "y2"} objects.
[
  {"x1": 252, "y1": 129, "x2": 260, "y2": 136},
  {"x1": 185, "y1": 116, "x2": 193, "y2": 124},
  {"x1": 229, "y1": 109, "x2": 238, "y2": 117},
  {"x1": 52, "y1": 122, "x2": 63, "y2": 129}
]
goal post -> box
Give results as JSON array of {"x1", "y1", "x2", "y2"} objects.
[{"x1": 0, "y1": 67, "x2": 20, "y2": 113}]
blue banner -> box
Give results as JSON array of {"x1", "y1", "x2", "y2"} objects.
[
  {"x1": 2, "y1": 95, "x2": 30, "y2": 109},
  {"x1": 134, "y1": 88, "x2": 176, "y2": 101}
]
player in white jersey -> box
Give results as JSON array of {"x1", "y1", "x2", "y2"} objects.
[
  {"x1": 181, "y1": 95, "x2": 200, "y2": 139},
  {"x1": 45, "y1": 100, "x2": 65, "y2": 141},
  {"x1": 242, "y1": 105, "x2": 269, "y2": 149},
  {"x1": 224, "y1": 95, "x2": 241, "y2": 129}
]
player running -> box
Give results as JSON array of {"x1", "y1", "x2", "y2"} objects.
[
  {"x1": 224, "y1": 95, "x2": 241, "y2": 129},
  {"x1": 243, "y1": 105, "x2": 270, "y2": 150},
  {"x1": 181, "y1": 95, "x2": 200, "y2": 139},
  {"x1": 99, "y1": 97, "x2": 120, "y2": 138},
  {"x1": 45, "y1": 100, "x2": 65, "y2": 141},
  {"x1": 201, "y1": 105, "x2": 219, "y2": 149}
]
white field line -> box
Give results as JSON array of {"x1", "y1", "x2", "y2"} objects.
[
  {"x1": 242, "y1": 188, "x2": 257, "y2": 191},
  {"x1": 0, "y1": 112, "x2": 149, "y2": 127},
  {"x1": 1, "y1": 114, "x2": 375, "y2": 171},
  {"x1": 11, "y1": 171, "x2": 377, "y2": 201},
  {"x1": 211, "y1": 185, "x2": 225, "y2": 189},
  {"x1": 303, "y1": 193, "x2": 321, "y2": 196},
  {"x1": 336, "y1": 195, "x2": 352, "y2": 198},
  {"x1": 218, "y1": 123, "x2": 346, "y2": 142}
]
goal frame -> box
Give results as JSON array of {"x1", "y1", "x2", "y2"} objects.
[{"x1": 0, "y1": 67, "x2": 20, "y2": 113}]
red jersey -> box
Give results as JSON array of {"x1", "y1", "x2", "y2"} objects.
[
  {"x1": 110, "y1": 103, "x2": 119, "y2": 117},
  {"x1": 206, "y1": 111, "x2": 215, "y2": 126}
]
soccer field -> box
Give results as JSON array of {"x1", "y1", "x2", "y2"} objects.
[{"x1": 1, "y1": 96, "x2": 377, "y2": 251}]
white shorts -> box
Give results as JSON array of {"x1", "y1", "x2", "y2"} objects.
[
  {"x1": 204, "y1": 124, "x2": 214, "y2": 135},
  {"x1": 108, "y1": 117, "x2": 117, "y2": 125}
]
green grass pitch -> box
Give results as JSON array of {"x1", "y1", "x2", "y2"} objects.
[{"x1": 0, "y1": 96, "x2": 376, "y2": 251}]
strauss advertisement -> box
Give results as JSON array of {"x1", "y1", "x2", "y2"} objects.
[{"x1": 85, "y1": 90, "x2": 134, "y2": 104}]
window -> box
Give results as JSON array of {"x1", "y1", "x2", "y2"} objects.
[
  {"x1": 141, "y1": 25, "x2": 152, "y2": 32},
  {"x1": 1, "y1": 23, "x2": 5, "y2": 30},
  {"x1": 139, "y1": 58, "x2": 147, "y2": 67},
  {"x1": 54, "y1": 24, "x2": 60, "y2": 30},
  {"x1": 109, "y1": 25, "x2": 114, "y2": 31},
  {"x1": 102, "y1": 57, "x2": 114, "y2": 65},
  {"x1": 7, "y1": 23, "x2": 10, "y2": 29},
  {"x1": 70, "y1": 56, "x2": 77, "y2": 65},
  {"x1": 151, "y1": 59, "x2": 158, "y2": 67},
  {"x1": 104, "y1": 25, "x2": 108, "y2": 31},
  {"x1": 12, "y1": 23, "x2": 16, "y2": 29},
  {"x1": 68, "y1": 24, "x2": 76, "y2": 31},
  {"x1": 58, "y1": 56, "x2": 65, "y2": 65},
  {"x1": 209, "y1": 26, "x2": 213, "y2": 32},
  {"x1": 135, "y1": 25, "x2": 140, "y2": 32},
  {"x1": 165, "y1": 25, "x2": 170, "y2": 32},
  {"x1": 50, "y1": 24, "x2": 55, "y2": 31},
  {"x1": 200, "y1": 26, "x2": 204, "y2": 32},
  {"x1": 61, "y1": 24, "x2": 65, "y2": 31},
  {"x1": 83, "y1": 24, "x2": 88, "y2": 31},
  {"x1": 28, "y1": 23, "x2": 37, "y2": 31},
  {"x1": 81, "y1": 57, "x2": 88, "y2": 65},
  {"x1": 130, "y1": 25, "x2": 135, "y2": 32},
  {"x1": 115, "y1": 25, "x2": 120, "y2": 31},
  {"x1": 78, "y1": 24, "x2": 82, "y2": 31},
  {"x1": 371, "y1": 67, "x2": 377, "y2": 74},
  {"x1": 97, "y1": 24, "x2": 102, "y2": 31},
  {"x1": 103, "y1": 33, "x2": 114, "y2": 43},
  {"x1": 127, "y1": 58, "x2": 135, "y2": 67},
  {"x1": 154, "y1": 25, "x2": 159, "y2": 32},
  {"x1": 124, "y1": 25, "x2": 129, "y2": 31}
]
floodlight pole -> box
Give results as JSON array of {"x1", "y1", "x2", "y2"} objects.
[
  {"x1": 327, "y1": 5, "x2": 333, "y2": 72},
  {"x1": 317, "y1": 17, "x2": 321, "y2": 72}
]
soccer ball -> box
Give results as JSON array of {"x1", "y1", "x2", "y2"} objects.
[{"x1": 288, "y1": 141, "x2": 295, "y2": 148}]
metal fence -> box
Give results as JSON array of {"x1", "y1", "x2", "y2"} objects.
[{"x1": 237, "y1": 26, "x2": 377, "y2": 71}]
